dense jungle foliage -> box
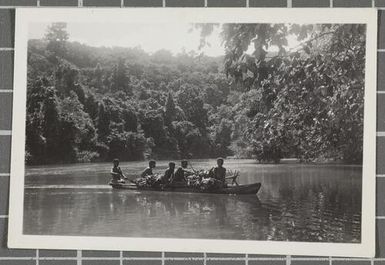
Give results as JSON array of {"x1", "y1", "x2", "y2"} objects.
[{"x1": 26, "y1": 23, "x2": 365, "y2": 165}]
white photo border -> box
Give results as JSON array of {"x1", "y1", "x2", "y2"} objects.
[{"x1": 8, "y1": 8, "x2": 377, "y2": 257}]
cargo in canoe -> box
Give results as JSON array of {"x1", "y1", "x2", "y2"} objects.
[{"x1": 109, "y1": 182, "x2": 261, "y2": 195}]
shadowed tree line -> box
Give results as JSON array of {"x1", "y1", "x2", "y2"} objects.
[{"x1": 25, "y1": 22, "x2": 365, "y2": 165}]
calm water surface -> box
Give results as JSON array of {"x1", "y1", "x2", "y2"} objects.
[{"x1": 24, "y1": 160, "x2": 361, "y2": 242}]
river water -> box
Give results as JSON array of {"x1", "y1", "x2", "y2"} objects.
[{"x1": 23, "y1": 159, "x2": 362, "y2": 243}]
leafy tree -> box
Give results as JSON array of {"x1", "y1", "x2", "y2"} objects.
[
  {"x1": 45, "y1": 22, "x2": 69, "y2": 57},
  {"x1": 164, "y1": 92, "x2": 176, "y2": 126},
  {"x1": 110, "y1": 59, "x2": 131, "y2": 94}
]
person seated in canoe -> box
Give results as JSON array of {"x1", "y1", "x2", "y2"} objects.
[
  {"x1": 170, "y1": 160, "x2": 193, "y2": 186},
  {"x1": 110, "y1": 158, "x2": 126, "y2": 183},
  {"x1": 141, "y1": 160, "x2": 156, "y2": 178},
  {"x1": 160, "y1": 162, "x2": 176, "y2": 185},
  {"x1": 207, "y1": 158, "x2": 227, "y2": 188}
]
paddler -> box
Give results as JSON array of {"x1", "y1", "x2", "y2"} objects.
[
  {"x1": 141, "y1": 160, "x2": 156, "y2": 178},
  {"x1": 170, "y1": 160, "x2": 193, "y2": 185},
  {"x1": 208, "y1": 158, "x2": 227, "y2": 187},
  {"x1": 161, "y1": 162, "x2": 176, "y2": 185},
  {"x1": 111, "y1": 158, "x2": 126, "y2": 183}
]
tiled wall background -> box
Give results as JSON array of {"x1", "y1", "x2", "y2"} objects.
[{"x1": 0, "y1": 1, "x2": 384, "y2": 264}]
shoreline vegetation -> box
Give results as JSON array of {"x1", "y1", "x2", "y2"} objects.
[{"x1": 26, "y1": 23, "x2": 364, "y2": 166}]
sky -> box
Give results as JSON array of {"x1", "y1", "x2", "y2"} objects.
[{"x1": 28, "y1": 22, "x2": 302, "y2": 57}]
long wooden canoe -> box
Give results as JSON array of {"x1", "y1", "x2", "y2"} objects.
[{"x1": 109, "y1": 182, "x2": 261, "y2": 195}]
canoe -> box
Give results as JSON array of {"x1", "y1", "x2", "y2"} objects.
[{"x1": 109, "y1": 182, "x2": 261, "y2": 195}]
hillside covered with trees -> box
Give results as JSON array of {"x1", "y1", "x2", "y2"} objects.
[{"x1": 25, "y1": 23, "x2": 365, "y2": 165}]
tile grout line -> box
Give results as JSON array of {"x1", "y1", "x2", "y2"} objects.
[
  {"x1": 77, "y1": 250, "x2": 82, "y2": 265},
  {"x1": 286, "y1": 255, "x2": 291, "y2": 265},
  {"x1": 0, "y1": 130, "x2": 12, "y2": 135}
]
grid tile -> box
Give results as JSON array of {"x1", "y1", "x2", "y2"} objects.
[
  {"x1": 165, "y1": 261, "x2": 204, "y2": 265},
  {"x1": 0, "y1": 136, "x2": 11, "y2": 173},
  {"x1": 39, "y1": 261, "x2": 77, "y2": 265},
  {"x1": 332, "y1": 261, "x2": 371, "y2": 265},
  {"x1": 0, "y1": 261, "x2": 35, "y2": 265},
  {"x1": 249, "y1": 0, "x2": 286, "y2": 7},
  {"x1": 39, "y1": 0, "x2": 78, "y2": 5},
  {"x1": 0, "y1": 176, "x2": 9, "y2": 215},
  {"x1": 0, "y1": 10, "x2": 14, "y2": 48},
  {"x1": 291, "y1": 261, "x2": 328, "y2": 265},
  {"x1": 292, "y1": 0, "x2": 329, "y2": 7},
  {"x1": 124, "y1": 0, "x2": 162, "y2": 6},
  {"x1": 379, "y1": 93, "x2": 385, "y2": 131},
  {"x1": 123, "y1": 261, "x2": 162, "y2": 265},
  {"x1": 378, "y1": 178, "x2": 385, "y2": 216},
  {"x1": 165, "y1": 252, "x2": 204, "y2": 257},
  {"x1": 206, "y1": 253, "x2": 245, "y2": 258},
  {"x1": 123, "y1": 252, "x2": 162, "y2": 257},
  {"x1": 379, "y1": 52, "x2": 385, "y2": 92},
  {"x1": 82, "y1": 250, "x2": 120, "y2": 257},
  {"x1": 0, "y1": 51, "x2": 13, "y2": 90},
  {"x1": 165, "y1": 0, "x2": 204, "y2": 7},
  {"x1": 82, "y1": 261, "x2": 120, "y2": 265},
  {"x1": 0, "y1": 0, "x2": 36, "y2": 5},
  {"x1": 333, "y1": 0, "x2": 372, "y2": 7},
  {"x1": 378, "y1": 136, "x2": 385, "y2": 175},
  {"x1": 380, "y1": 11, "x2": 385, "y2": 50},
  {"x1": 377, "y1": 219, "x2": 385, "y2": 258},
  {"x1": 206, "y1": 260, "x2": 245, "y2": 265},
  {"x1": 249, "y1": 261, "x2": 286, "y2": 265},
  {"x1": 207, "y1": 0, "x2": 246, "y2": 7},
  {"x1": 38, "y1": 250, "x2": 78, "y2": 257},
  {"x1": 83, "y1": 0, "x2": 120, "y2": 6},
  {"x1": 377, "y1": 0, "x2": 385, "y2": 6},
  {"x1": 248, "y1": 255, "x2": 286, "y2": 258},
  {"x1": 0, "y1": 92, "x2": 12, "y2": 130}
]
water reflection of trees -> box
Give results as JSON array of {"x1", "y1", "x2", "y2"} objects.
[{"x1": 24, "y1": 185, "x2": 360, "y2": 242}]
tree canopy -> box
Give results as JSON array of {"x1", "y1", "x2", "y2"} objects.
[{"x1": 25, "y1": 22, "x2": 365, "y2": 165}]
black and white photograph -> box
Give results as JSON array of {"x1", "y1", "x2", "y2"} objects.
[{"x1": 8, "y1": 8, "x2": 377, "y2": 257}]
